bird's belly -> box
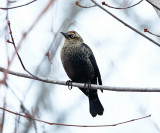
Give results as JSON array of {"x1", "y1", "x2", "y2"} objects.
[{"x1": 62, "y1": 55, "x2": 95, "y2": 82}]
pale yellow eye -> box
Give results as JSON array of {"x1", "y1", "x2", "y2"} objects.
[{"x1": 69, "y1": 34, "x2": 75, "y2": 39}]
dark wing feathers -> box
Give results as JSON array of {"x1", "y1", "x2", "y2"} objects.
[
  {"x1": 89, "y1": 55, "x2": 102, "y2": 85},
  {"x1": 82, "y1": 43, "x2": 102, "y2": 88}
]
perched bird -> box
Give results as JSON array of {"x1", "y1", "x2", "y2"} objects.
[{"x1": 60, "y1": 31, "x2": 104, "y2": 117}]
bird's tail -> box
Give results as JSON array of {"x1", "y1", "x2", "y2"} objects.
[{"x1": 89, "y1": 96, "x2": 104, "y2": 117}]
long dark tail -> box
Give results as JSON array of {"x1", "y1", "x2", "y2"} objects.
[
  {"x1": 89, "y1": 96, "x2": 104, "y2": 117},
  {"x1": 79, "y1": 87, "x2": 104, "y2": 117}
]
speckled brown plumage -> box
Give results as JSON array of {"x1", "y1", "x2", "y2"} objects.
[{"x1": 61, "y1": 31, "x2": 104, "y2": 117}]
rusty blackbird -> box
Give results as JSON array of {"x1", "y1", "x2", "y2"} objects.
[{"x1": 61, "y1": 31, "x2": 104, "y2": 117}]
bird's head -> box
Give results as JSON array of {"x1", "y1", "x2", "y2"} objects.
[{"x1": 61, "y1": 31, "x2": 83, "y2": 44}]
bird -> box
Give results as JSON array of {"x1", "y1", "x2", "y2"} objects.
[{"x1": 60, "y1": 31, "x2": 104, "y2": 117}]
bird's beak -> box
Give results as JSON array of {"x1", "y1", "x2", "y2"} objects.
[{"x1": 61, "y1": 32, "x2": 70, "y2": 40}]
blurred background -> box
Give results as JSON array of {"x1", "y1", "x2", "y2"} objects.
[{"x1": 0, "y1": 0, "x2": 160, "y2": 132}]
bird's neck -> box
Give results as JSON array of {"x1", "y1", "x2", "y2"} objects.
[{"x1": 64, "y1": 40, "x2": 83, "y2": 48}]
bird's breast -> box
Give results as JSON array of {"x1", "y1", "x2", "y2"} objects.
[{"x1": 61, "y1": 45, "x2": 95, "y2": 82}]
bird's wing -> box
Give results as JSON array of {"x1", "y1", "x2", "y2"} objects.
[
  {"x1": 82, "y1": 43, "x2": 103, "y2": 92},
  {"x1": 89, "y1": 55, "x2": 102, "y2": 85}
]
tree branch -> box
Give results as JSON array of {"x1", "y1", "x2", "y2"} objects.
[
  {"x1": 0, "y1": 106, "x2": 151, "y2": 127},
  {"x1": 146, "y1": 0, "x2": 160, "y2": 11},
  {"x1": 7, "y1": 21, "x2": 42, "y2": 80},
  {"x1": 75, "y1": 1, "x2": 96, "y2": 8},
  {"x1": 0, "y1": 0, "x2": 37, "y2": 10},
  {"x1": 9, "y1": 0, "x2": 55, "y2": 74},
  {"x1": 91, "y1": 0, "x2": 160, "y2": 47},
  {"x1": 144, "y1": 28, "x2": 160, "y2": 37},
  {"x1": 1, "y1": 67, "x2": 160, "y2": 92},
  {"x1": 102, "y1": 0, "x2": 143, "y2": 9}
]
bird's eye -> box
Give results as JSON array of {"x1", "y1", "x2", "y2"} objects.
[{"x1": 69, "y1": 34, "x2": 75, "y2": 39}]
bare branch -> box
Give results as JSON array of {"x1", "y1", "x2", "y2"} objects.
[
  {"x1": 144, "y1": 28, "x2": 160, "y2": 37},
  {"x1": 0, "y1": 106, "x2": 151, "y2": 127},
  {"x1": 75, "y1": 1, "x2": 96, "y2": 8},
  {"x1": 146, "y1": 0, "x2": 160, "y2": 11},
  {"x1": 1, "y1": 67, "x2": 160, "y2": 92},
  {"x1": 7, "y1": 21, "x2": 41, "y2": 80},
  {"x1": 0, "y1": 0, "x2": 37, "y2": 10},
  {"x1": 91, "y1": 0, "x2": 160, "y2": 47},
  {"x1": 1, "y1": 0, "x2": 55, "y2": 86},
  {"x1": 9, "y1": 0, "x2": 56, "y2": 74},
  {"x1": 102, "y1": 0, "x2": 143, "y2": 9}
]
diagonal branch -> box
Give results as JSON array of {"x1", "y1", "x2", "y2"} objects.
[
  {"x1": 7, "y1": 21, "x2": 41, "y2": 80},
  {"x1": 0, "y1": 0, "x2": 55, "y2": 86},
  {"x1": 146, "y1": 0, "x2": 160, "y2": 11},
  {"x1": 1, "y1": 67, "x2": 160, "y2": 92},
  {"x1": 9, "y1": 0, "x2": 55, "y2": 75},
  {"x1": 91, "y1": 0, "x2": 160, "y2": 47}
]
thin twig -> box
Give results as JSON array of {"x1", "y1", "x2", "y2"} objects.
[
  {"x1": 75, "y1": 1, "x2": 96, "y2": 8},
  {"x1": 1, "y1": 0, "x2": 55, "y2": 85},
  {"x1": 102, "y1": 0, "x2": 143, "y2": 9},
  {"x1": 7, "y1": 21, "x2": 46, "y2": 80},
  {"x1": 0, "y1": 0, "x2": 37, "y2": 10},
  {"x1": 91, "y1": 0, "x2": 160, "y2": 47},
  {"x1": 8, "y1": 22, "x2": 34, "y2": 78},
  {"x1": 1, "y1": 67, "x2": 160, "y2": 92},
  {"x1": 7, "y1": 77, "x2": 40, "y2": 132},
  {"x1": 9, "y1": 0, "x2": 55, "y2": 80},
  {"x1": 146, "y1": 0, "x2": 160, "y2": 11},
  {"x1": 0, "y1": 107, "x2": 151, "y2": 127},
  {"x1": 144, "y1": 28, "x2": 160, "y2": 37}
]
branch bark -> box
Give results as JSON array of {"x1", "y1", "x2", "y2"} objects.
[
  {"x1": 0, "y1": 106, "x2": 151, "y2": 127},
  {"x1": 1, "y1": 67, "x2": 160, "y2": 92},
  {"x1": 0, "y1": 0, "x2": 37, "y2": 10}
]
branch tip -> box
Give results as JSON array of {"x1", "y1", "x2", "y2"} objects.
[
  {"x1": 101, "y1": 0, "x2": 143, "y2": 10},
  {"x1": 102, "y1": 2, "x2": 106, "y2": 5},
  {"x1": 75, "y1": 1, "x2": 96, "y2": 8},
  {"x1": 7, "y1": 40, "x2": 11, "y2": 43},
  {"x1": 144, "y1": 28, "x2": 148, "y2": 32},
  {"x1": 45, "y1": 52, "x2": 50, "y2": 57},
  {"x1": 75, "y1": 1, "x2": 78, "y2": 5},
  {"x1": 144, "y1": 28, "x2": 160, "y2": 37}
]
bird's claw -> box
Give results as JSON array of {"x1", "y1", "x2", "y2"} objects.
[
  {"x1": 66, "y1": 80, "x2": 73, "y2": 90},
  {"x1": 84, "y1": 82, "x2": 91, "y2": 94}
]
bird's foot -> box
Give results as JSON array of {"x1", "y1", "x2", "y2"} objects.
[
  {"x1": 84, "y1": 82, "x2": 91, "y2": 95},
  {"x1": 66, "y1": 80, "x2": 73, "y2": 90}
]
